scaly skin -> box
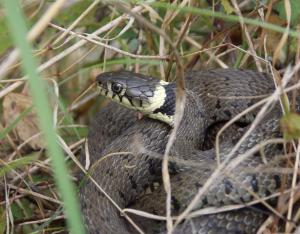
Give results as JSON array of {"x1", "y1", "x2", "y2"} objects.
[{"x1": 79, "y1": 69, "x2": 290, "y2": 233}]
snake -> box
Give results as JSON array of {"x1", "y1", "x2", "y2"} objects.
[{"x1": 79, "y1": 69, "x2": 295, "y2": 234}]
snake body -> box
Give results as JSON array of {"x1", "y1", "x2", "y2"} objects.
[{"x1": 79, "y1": 69, "x2": 293, "y2": 233}]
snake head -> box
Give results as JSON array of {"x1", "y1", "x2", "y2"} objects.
[{"x1": 96, "y1": 71, "x2": 175, "y2": 126}]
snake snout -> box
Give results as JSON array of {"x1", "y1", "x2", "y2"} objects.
[{"x1": 96, "y1": 73, "x2": 111, "y2": 90}]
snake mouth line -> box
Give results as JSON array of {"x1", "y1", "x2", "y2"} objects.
[
  {"x1": 97, "y1": 85, "x2": 131, "y2": 106},
  {"x1": 97, "y1": 85, "x2": 108, "y2": 97}
]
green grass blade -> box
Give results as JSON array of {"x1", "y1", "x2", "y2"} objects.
[
  {"x1": 150, "y1": 2, "x2": 300, "y2": 38},
  {"x1": 2, "y1": 1, "x2": 85, "y2": 233},
  {"x1": 0, "y1": 155, "x2": 37, "y2": 177}
]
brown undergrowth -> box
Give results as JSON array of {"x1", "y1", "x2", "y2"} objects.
[{"x1": 1, "y1": 0, "x2": 300, "y2": 233}]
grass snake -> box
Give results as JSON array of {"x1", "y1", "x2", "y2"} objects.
[{"x1": 79, "y1": 69, "x2": 296, "y2": 233}]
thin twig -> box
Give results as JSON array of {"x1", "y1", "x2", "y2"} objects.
[
  {"x1": 286, "y1": 139, "x2": 300, "y2": 231},
  {"x1": 231, "y1": 0, "x2": 262, "y2": 71},
  {"x1": 49, "y1": 23, "x2": 168, "y2": 60},
  {"x1": 0, "y1": 0, "x2": 68, "y2": 79},
  {"x1": 0, "y1": 5, "x2": 144, "y2": 99}
]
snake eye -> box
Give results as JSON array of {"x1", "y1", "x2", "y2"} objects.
[{"x1": 111, "y1": 82, "x2": 123, "y2": 94}]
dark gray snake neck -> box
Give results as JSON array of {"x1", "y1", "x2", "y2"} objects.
[{"x1": 79, "y1": 69, "x2": 295, "y2": 234}]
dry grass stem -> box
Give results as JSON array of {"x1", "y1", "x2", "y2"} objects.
[
  {"x1": 18, "y1": 215, "x2": 64, "y2": 226},
  {"x1": 0, "y1": 0, "x2": 67, "y2": 79},
  {"x1": 231, "y1": 0, "x2": 262, "y2": 71},
  {"x1": 273, "y1": 0, "x2": 291, "y2": 64},
  {"x1": 52, "y1": 0, "x2": 101, "y2": 45},
  {"x1": 123, "y1": 185, "x2": 300, "y2": 221},
  {"x1": 8, "y1": 184, "x2": 62, "y2": 204},
  {"x1": 50, "y1": 23, "x2": 168, "y2": 60},
  {"x1": 286, "y1": 139, "x2": 300, "y2": 232},
  {"x1": 0, "y1": 5, "x2": 144, "y2": 99}
]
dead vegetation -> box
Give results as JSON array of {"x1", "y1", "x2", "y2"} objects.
[{"x1": 1, "y1": 0, "x2": 300, "y2": 233}]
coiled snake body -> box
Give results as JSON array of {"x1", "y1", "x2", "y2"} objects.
[{"x1": 79, "y1": 69, "x2": 294, "y2": 233}]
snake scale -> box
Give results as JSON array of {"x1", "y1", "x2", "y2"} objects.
[{"x1": 79, "y1": 69, "x2": 296, "y2": 233}]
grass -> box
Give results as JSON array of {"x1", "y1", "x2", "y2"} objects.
[
  {"x1": 0, "y1": 0, "x2": 300, "y2": 233},
  {"x1": 2, "y1": 0, "x2": 85, "y2": 234}
]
